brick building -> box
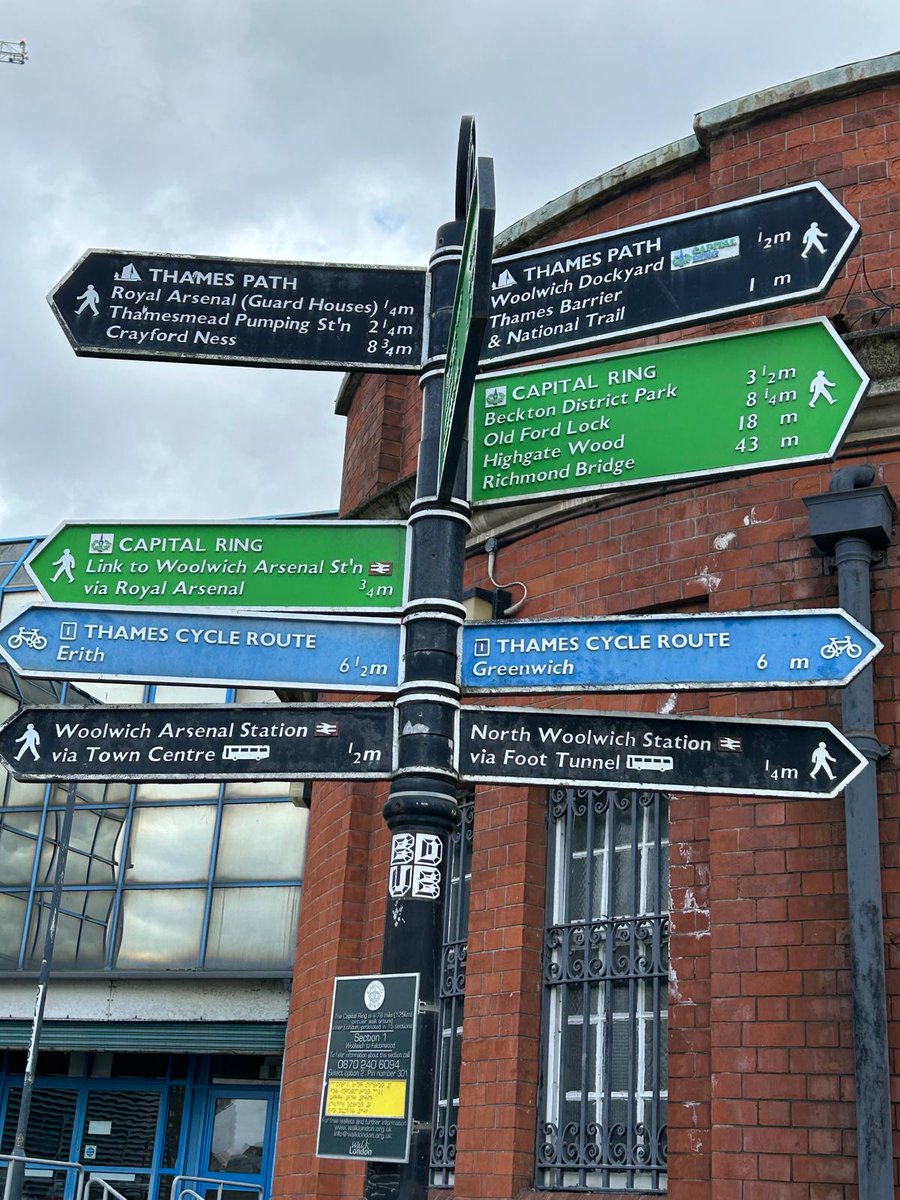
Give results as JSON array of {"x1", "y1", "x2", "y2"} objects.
[{"x1": 273, "y1": 52, "x2": 900, "y2": 1199}]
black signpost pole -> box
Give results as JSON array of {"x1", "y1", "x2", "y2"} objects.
[{"x1": 363, "y1": 124, "x2": 476, "y2": 1200}]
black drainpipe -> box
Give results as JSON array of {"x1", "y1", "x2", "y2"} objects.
[{"x1": 804, "y1": 466, "x2": 895, "y2": 1200}]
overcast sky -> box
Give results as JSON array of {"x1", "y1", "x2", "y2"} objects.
[{"x1": 1, "y1": 2, "x2": 898, "y2": 539}]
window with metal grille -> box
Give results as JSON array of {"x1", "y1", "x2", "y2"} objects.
[
  {"x1": 429, "y1": 789, "x2": 474, "y2": 1187},
  {"x1": 537, "y1": 787, "x2": 668, "y2": 1193}
]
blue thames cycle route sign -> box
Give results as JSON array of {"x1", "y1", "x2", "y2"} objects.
[
  {"x1": 0, "y1": 605, "x2": 402, "y2": 693},
  {"x1": 459, "y1": 609, "x2": 880, "y2": 694}
]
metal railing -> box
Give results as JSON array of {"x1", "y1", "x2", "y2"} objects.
[
  {"x1": 1, "y1": 1161, "x2": 266, "y2": 1200},
  {"x1": 172, "y1": 1177, "x2": 264, "y2": 1200},
  {"x1": 0, "y1": 1153, "x2": 85, "y2": 1200},
  {"x1": 83, "y1": 1179, "x2": 130, "y2": 1200}
]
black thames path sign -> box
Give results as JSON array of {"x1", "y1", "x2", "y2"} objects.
[
  {"x1": 457, "y1": 706, "x2": 867, "y2": 800},
  {"x1": 0, "y1": 703, "x2": 395, "y2": 782},
  {"x1": 484, "y1": 183, "x2": 859, "y2": 366},
  {"x1": 49, "y1": 251, "x2": 426, "y2": 372},
  {"x1": 317, "y1": 973, "x2": 419, "y2": 1163}
]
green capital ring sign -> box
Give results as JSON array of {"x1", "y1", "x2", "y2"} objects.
[
  {"x1": 467, "y1": 318, "x2": 868, "y2": 508},
  {"x1": 27, "y1": 520, "x2": 409, "y2": 612}
]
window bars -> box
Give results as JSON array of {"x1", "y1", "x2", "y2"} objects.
[
  {"x1": 538, "y1": 787, "x2": 669, "y2": 1193},
  {"x1": 429, "y1": 790, "x2": 474, "y2": 1187}
]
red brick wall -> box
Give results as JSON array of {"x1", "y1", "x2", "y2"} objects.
[
  {"x1": 272, "y1": 777, "x2": 391, "y2": 1199},
  {"x1": 339, "y1": 375, "x2": 421, "y2": 516},
  {"x1": 275, "y1": 75, "x2": 900, "y2": 1200},
  {"x1": 337, "y1": 377, "x2": 382, "y2": 516}
]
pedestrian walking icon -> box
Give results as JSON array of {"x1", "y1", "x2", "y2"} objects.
[
  {"x1": 74, "y1": 284, "x2": 100, "y2": 316},
  {"x1": 50, "y1": 548, "x2": 76, "y2": 583},
  {"x1": 14, "y1": 723, "x2": 40, "y2": 762},
  {"x1": 801, "y1": 221, "x2": 828, "y2": 257},
  {"x1": 808, "y1": 369, "x2": 836, "y2": 408},
  {"x1": 809, "y1": 741, "x2": 836, "y2": 780}
]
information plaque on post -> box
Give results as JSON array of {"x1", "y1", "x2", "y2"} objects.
[{"x1": 317, "y1": 973, "x2": 419, "y2": 1163}]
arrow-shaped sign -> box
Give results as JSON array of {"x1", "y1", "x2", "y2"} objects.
[
  {"x1": 48, "y1": 251, "x2": 425, "y2": 372},
  {"x1": 469, "y1": 319, "x2": 868, "y2": 508},
  {"x1": 460, "y1": 609, "x2": 881, "y2": 693},
  {"x1": 26, "y1": 520, "x2": 408, "y2": 612},
  {"x1": 49, "y1": 187, "x2": 859, "y2": 381},
  {"x1": 0, "y1": 703, "x2": 395, "y2": 782},
  {"x1": 0, "y1": 605, "x2": 402, "y2": 693},
  {"x1": 484, "y1": 182, "x2": 859, "y2": 366},
  {"x1": 457, "y1": 706, "x2": 866, "y2": 799}
]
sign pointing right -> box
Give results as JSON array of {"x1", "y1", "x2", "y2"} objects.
[
  {"x1": 460, "y1": 609, "x2": 881, "y2": 693},
  {"x1": 485, "y1": 182, "x2": 859, "y2": 366},
  {"x1": 458, "y1": 706, "x2": 867, "y2": 799},
  {"x1": 469, "y1": 319, "x2": 868, "y2": 509}
]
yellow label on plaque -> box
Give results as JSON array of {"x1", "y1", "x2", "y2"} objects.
[{"x1": 325, "y1": 1078, "x2": 406, "y2": 1119}]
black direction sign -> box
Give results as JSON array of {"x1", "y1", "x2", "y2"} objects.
[
  {"x1": 49, "y1": 251, "x2": 426, "y2": 372},
  {"x1": 457, "y1": 706, "x2": 866, "y2": 799},
  {"x1": 0, "y1": 703, "x2": 395, "y2": 782},
  {"x1": 484, "y1": 183, "x2": 859, "y2": 366}
]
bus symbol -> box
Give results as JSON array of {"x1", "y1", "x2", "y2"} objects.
[
  {"x1": 626, "y1": 754, "x2": 674, "y2": 773},
  {"x1": 222, "y1": 744, "x2": 271, "y2": 762}
]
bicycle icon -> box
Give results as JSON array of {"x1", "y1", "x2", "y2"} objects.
[
  {"x1": 820, "y1": 635, "x2": 862, "y2": 660},
  {"x1": 7, "y1": 626, "x2": 48, "y2": 651}
]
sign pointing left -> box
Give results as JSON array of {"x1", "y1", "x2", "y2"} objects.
[
  {"x1": 0, "y1": 605, "x2": 402, "y2": 692},
  {"x1": 49, "y1": 250, "x2": 426, "y2": 372},
  {"x1": 0, "y1": 703, "x2": 395, "y2": 782},
  {"x1": 27, "y1": 520, "x2": 408, "y2": 612}
]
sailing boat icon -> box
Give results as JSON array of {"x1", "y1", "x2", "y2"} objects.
[{"x1": 114, "y1": 263, "x2": 141, "y2": 282}]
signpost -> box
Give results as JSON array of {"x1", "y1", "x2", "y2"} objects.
[
  {"x1": 457, "y1": 705, "x2": 867, "y2": 799},
  {"x1": 0, "y1": 605, "x2": 402, "y2": 693},
  {"x1": 484, "y1": 182, "x2": 859, "y2": 366},
  {"x1": 469, "y1": 318, "x2": 869, "y2": 508},
  {"x1": 317, "y1": 974, "x2": 419, "y2": 1162},
  {"x1": 460, "y1": 608, "x2": 881, "y2": 693},
  {"x1": 0, "y1": 702, "x2": 395, "y2": 782},
  {"x1": 49, "y1": 251, "x2": 426, "y2": 372},
  {"x1": 27, "y1": 520, "x2": 408, "y2": 612},
  {"x1": 29, "y1": 116, "x2": 883, "y2": 1200}
]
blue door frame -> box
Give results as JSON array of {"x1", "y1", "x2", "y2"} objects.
[
  {"x1": 0, "y1": 1058, "x2": 280, "y2": 1200},
  {"x1": 191, "y1": 1087, "x2": 276, "y2": 1195}
]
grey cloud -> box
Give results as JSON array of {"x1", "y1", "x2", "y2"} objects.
[{"x1": 0, "y1": 0, "x2": 897, "y2": 533}]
